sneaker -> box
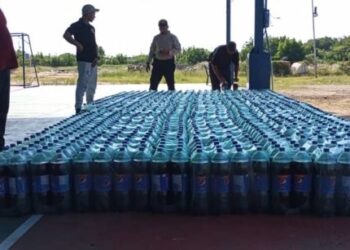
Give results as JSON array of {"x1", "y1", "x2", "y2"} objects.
[{"x1": 75, "y1": 108, "x2": 81, "y2": 114}]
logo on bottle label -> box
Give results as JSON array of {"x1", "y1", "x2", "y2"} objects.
[
  {"x1": 135, "y1": 174, "x2": 149, "y2": 192},
  {"x1": 273, "y1": 175, "x2": 291, "y2": 193},
  {"x1": 51, "y1": 175, "x2": 70, "y2": 193},
  {"x1": 294, "y1": 175, "x2": 311, "y2": 193},
  {"x1": 232, "y1": 174, "x2": 249, "y2": 193},
  {"x1": 94, "y1": 175, "x2": 111, "y2": 193},
  {"x1": 75, "y1": 174, "x2": 91, "y2": 193},
  {"x1": 114, "y1": 174, "x2": 131, "y2": 192},
  {"x1": 194, "y1": 175, "x2": 208, "y2": 194},
  {"x1": 9, "y1": 177, "x2": 28, "y2": 195},
  {"x1": 316, "y1": 175, "x2": 336, "y2": 195},
  {"x1": 254, "y1": 174, "x2": 268, "y2": 192},
  {"x1": 32, "y1": 175, "x2": 50, "y2": 193},
  {"x1": 0, "y1": 177, "x2": 8, "y2": 197}
]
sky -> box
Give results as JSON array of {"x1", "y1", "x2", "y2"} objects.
[{"x1": 1, "y1": 0, "x2": 349, "y2": 56}]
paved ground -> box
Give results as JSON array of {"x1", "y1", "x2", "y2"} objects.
[
  {"x1": 2, "y1": 83, "x2": 350, "y2": 250},
  {"x1": 5, "y1": 83, "x2": 211, "y2": 145}
]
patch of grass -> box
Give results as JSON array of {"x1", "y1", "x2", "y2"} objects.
[{"x1": 10, "y1": 65, "x2": 350, "y2": 87}]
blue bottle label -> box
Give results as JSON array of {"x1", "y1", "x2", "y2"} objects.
[
  {"x1": 254, "y1": 174, "x2": 268, "y2": 192},
  {"x1": 316, "y1": 176, "x2": 336, "y2": 195},
  {"x1": 94, "y1": 175, "x2": 112, "y2": 193},
  {"x1": 340, "y1": 176, "x2": 350, "y2": 194},
  {"x1": 273, "y1": 175, "x2": 291, "y2": 193},
  {"x1": 114, "y1": 174, "x2": 131, "y2": 192},
  {"x1": 152, "y1": 174, "x2": 169, "y2": 192},
  {"x1": 32, "y1": 175, "x2": 50, "y2": 193},
  {"x1": 294, "y1": 175, "x2": 311, "y2": 193},
  {"x1": 194, "y1": 175, "x2": 208, "y2": 194},
  {"x1": 51, "y1": 175, "x2": 70, "y2": 193},
  {"x1": 215, "y1": 176, "x2": 230, "y2": 194},
  {"x1": 9, "y1": 177, "x2": 28, "y2": 195},
  {"x1": 75, "y1": 174, "x2": 92, "y2": 193},
  {"x1": 232, "y1": 174, "x2": 249, "y2": 193},
  {"x1": 134, "y1": 174, "x2": 149, "y2": 192},
  {"x1": 0, "y1": 177, "x2": 8, "y2": 197},
  {"x1": 173, "y1": 174, "x2": 188, "y2": 193}
]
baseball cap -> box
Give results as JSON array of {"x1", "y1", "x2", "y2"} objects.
[
  {"x1": 158, "y1": 19, "x2": 168, "y2": 26},
  {"x1": 82, "y1": 4, "x2": 99, "y2": 15}
]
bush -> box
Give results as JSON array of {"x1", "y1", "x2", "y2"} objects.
[
  {"x1": 272, "y1": 61, "x2": 291, "y2": 76},
  {"x1": 339, "y1": 61, "x2": 350, "y2": 75}
]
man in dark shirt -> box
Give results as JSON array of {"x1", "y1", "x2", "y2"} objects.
[
  {"x1": 0, "y1": 8, "x2": 18, "y2": 151},
  {"x1": 63, "y1": 4, "x2": 99, "y2": 114},
  {"x1": 209, "y1": 41, "x2": 240, "y2": 91}
]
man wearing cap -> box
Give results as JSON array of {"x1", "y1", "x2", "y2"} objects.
[
  {"x1": 208, "y1": 41, "x2": 240, "y2": 91},
  {"x1": 0, "y1": 8, "x2": 18, "y2": 151},
  {"x1": 63, "y1": 4, "x2": 99, "y2": 114},
  {"x1": 146, "y1": 19, "x2": 181, "y2": 91}
]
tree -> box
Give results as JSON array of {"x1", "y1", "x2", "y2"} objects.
[
  {"x1": 177, "y1": 47, "x2": 210, "y2": 65},
  {"x1": 276, "y1": 38, "x2": 305, "y2": 63}
]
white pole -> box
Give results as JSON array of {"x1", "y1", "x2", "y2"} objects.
[{"x1": 311, "y1": 0, "x2": 318, "y2": 78}]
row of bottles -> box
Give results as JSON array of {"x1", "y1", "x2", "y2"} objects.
[{"x1": 0, "y1": 90, "x2": 349, "y2": 217}]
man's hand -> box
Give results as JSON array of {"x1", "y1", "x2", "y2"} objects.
[
  {"x1": 75, "y1": 42, "x2": 84, "y2": 52},
  {"x1": 91, "y1": 58, "x2": 98, "y2": 68},
  {"x1": 146, "y1": 62, "x2": 150, "y2": 72},
  {"x1": 220, "y1": 80, "x2": 229, "y2": 90}
]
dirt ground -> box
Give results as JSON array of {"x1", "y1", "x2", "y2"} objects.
[{"x1": 278, "y1": 84, "x2": 350, "y2": 119}]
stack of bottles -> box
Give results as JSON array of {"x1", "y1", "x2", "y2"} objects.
[{"x1": 0, "y1": 90, "x2": 349, "y2": 217}]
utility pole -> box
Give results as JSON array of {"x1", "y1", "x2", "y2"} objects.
[
  {"x1": 311, "y1": 0, "x2": 318, "y2": 78},
  {"x1": 226, "y1": 0, "x2": 231, "y2": 43}
]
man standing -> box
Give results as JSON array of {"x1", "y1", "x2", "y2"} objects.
[
  {"x1": 146, "y1": 19, "x2": 181, "y2": 91},
  {"x1": 0, "y1": 8, "x2": 18, "y2": 151},
  {"x1": 209, "y1": 41, "x2": 240, "y2": 91},
  {"x1": 63, "y1": 4, "x2": 99, "y2": 114}
]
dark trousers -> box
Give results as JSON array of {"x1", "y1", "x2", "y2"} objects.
[
  {"x1": 0, "y1": 69, "x2": 10, "y2": 151},
  {"x1": 209, "y1": 63, "x2": 233, "y2": 90},
  {"x1": 150, "y1": 58, "x2": 176, "y2": 91}
]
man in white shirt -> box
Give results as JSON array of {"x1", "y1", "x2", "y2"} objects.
[{"x1": 146, "y1": 19, "x2": 181, "y2": 91}]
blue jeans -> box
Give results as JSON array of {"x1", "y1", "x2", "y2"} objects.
[{"x1": 76, "y1": 61, "x2": 97, "y2": 109}]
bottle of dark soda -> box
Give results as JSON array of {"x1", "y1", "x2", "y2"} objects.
[
  {"x1": 150, "y1": 148, "x2": 170, "y2": 213},
  {"x1": 49, "y1": 149, "x2": 71, "y2": 213},
  {"x1": 335, "y1": 147, "x2": 350, "y2": 216},
  {"x1": 190, "y1": 148, "x2": 210, "y2": 215},
  {"x1": 92, "y1": 148, "x2": 112, "y2": 212},
  {"x1": 250, "y1": 147, "x2": 270, "y2": 213},
  {"x1": 72, "y1": 147, "x2": 92, "y2": 212},
  {"x1": 7, "y1": 150, "x2": 31, "y2": 216},
  {"x1": 170, "y1": 148, "x2": 189, "y2": 213},
  {"x1": 112, "y1": 147, "x2": 132, "y2": 212},
  {"x1": 271, "y1": 147, "x2": 292, "y2": 215},
  {"x1": 313, "y1": 148, "x2": 337, "y2": 217},
  {"x1": 291, "y1": 147, "x2": 312, "y2": 214},
  {"x1": 230, "y1": 147, "x2": 250, "y2": 214},
  {"x1": 0, "y1": 153, "x2": 9, "y2": 216},
  {"x1": 30, "y1": 149, "x2": 52, "y2": 214},
  {"x1": 132, "y1": 146, "x2": 151, "y2": 211},
  {"x1": 210, "y1": 147, "x2": 230, "y2": 215}
]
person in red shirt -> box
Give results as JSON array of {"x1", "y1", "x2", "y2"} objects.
[{"x1": 0, "y1": 8, "x2": 18, "y2": 151}]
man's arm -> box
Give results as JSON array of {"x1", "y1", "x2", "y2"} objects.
[
  {"x1": 63, "y1": 30, "x2": 83, "y2": 52},
  {"x1": 170, "y1": 35, "x2": 181, "y2": 56}
]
